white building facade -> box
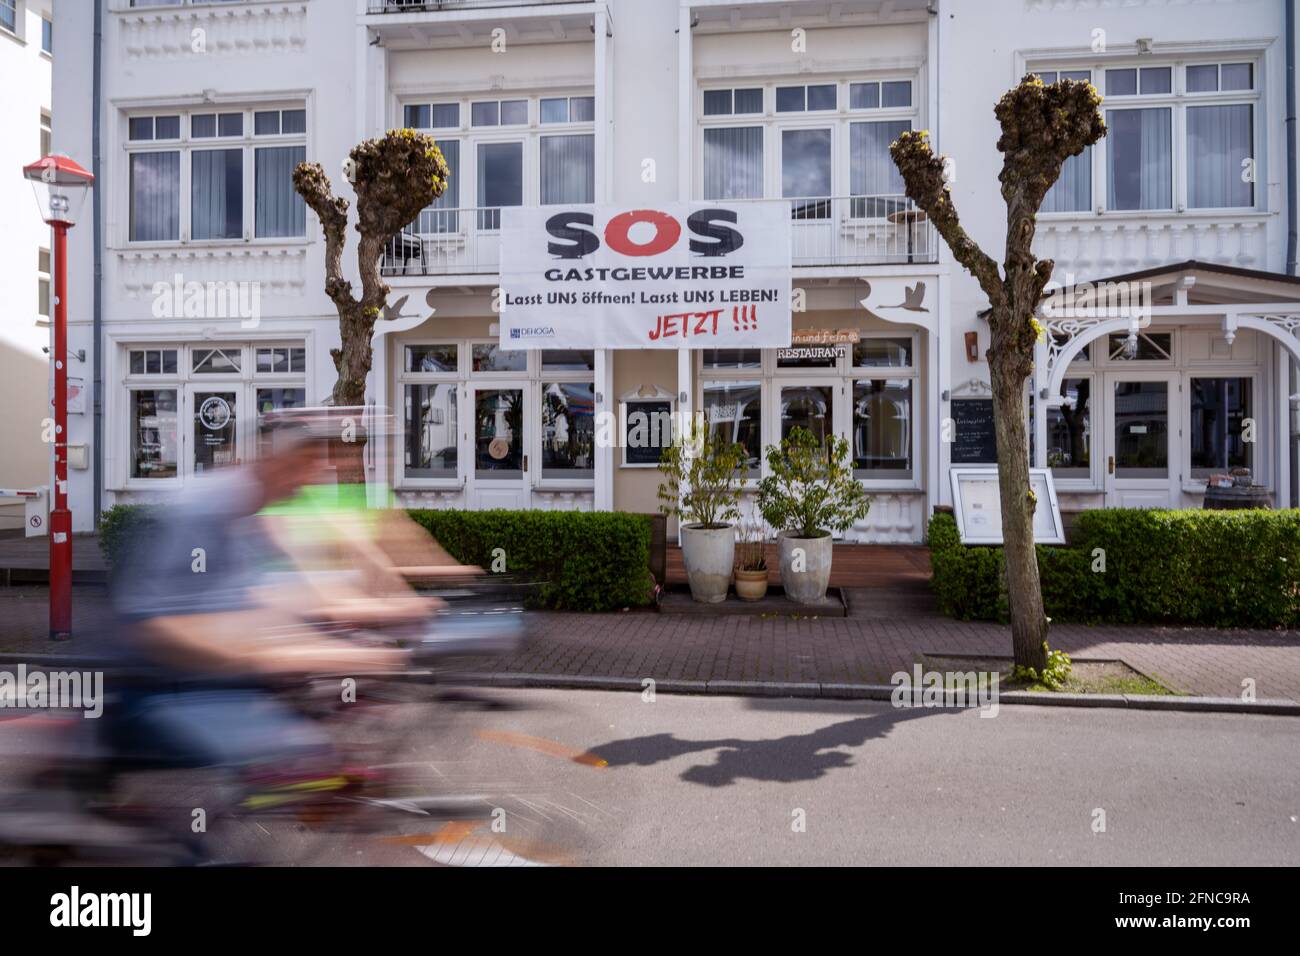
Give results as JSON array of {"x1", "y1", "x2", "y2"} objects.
[
  {"x1": 0, "y1": 0, "x2": 54, "y2": 529},
  {"x1": 51, "y1": 0, "x2": 1300, "y2": 541}
]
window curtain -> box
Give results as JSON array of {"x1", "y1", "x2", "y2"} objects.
[
  {"x1": 130, "y1": 151, "x2": 180, "y2": 241},
  {"x1": 1107, "y1": 108, "x2": 1172, "y2": 210},
  {"x1": 540, "y1": 134, "x2": 595, "y2": 204},
  {"x1": 850, "y1": 120, "x2": 910, "y2": 217},
  {"x1": 1187, "y1": 104, "x2": 1253, "y2": 209},
  {"x1": 254, "y1": 145, "x2": 306, "y2": 238},
  {"x1": 191, "y1": 148, "x2": 243, "y2": 240},
  {"x1": 703, "y1": 127, "x2": 763, "y2": 200},
  {"x1": 419, "y1": 140, "x2": 459, "y2": 233},
  {"x1": 1043, "y1": 147, "x2": 1091, "y2": 213}
]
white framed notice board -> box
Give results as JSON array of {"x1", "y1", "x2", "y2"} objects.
[{"x1": 948, "y1": 467, "x2": 1066, "y2": 545}]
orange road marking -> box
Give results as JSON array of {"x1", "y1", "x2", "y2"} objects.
[{"x1": 476, "y1": 729, "x2": 608, "y2": 767}]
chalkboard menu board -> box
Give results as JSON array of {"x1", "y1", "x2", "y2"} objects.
[
  {"x1": 623, "y1": 400, "x2": 673, "y2": 466},
  {"x1": 950, "y1": 398, "x2": 997, "y2": 463}
]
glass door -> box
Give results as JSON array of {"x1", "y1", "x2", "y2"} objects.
[
  {"x1": 186, "y1": 385, "x2": 241, "y2": 475},
  {"x1": 468, "y1": 383, "x2": 530, "y2": 509},
  {"x1": 1104, "y1": 372, "x2": 1179, "y2": 508}
]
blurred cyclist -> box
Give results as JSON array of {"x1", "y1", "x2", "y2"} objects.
[{"x1": 105, "y1": 417, "x2": 419, "y2": 772}]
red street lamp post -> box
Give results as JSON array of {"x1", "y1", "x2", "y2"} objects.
[{"x1": 23, "y1": 155, "x2": 95, "y2": 641}]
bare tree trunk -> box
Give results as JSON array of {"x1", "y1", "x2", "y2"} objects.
[{"x1": 988, "y1": 355, "x2": 1049, "y2": 670}]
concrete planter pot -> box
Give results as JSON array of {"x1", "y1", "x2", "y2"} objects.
[
  {"x1": 733, "y1": 568, "x2": 769, "y2": 602},
  {"x1": 679, "y1": 523, "x2": 735, "y2": 604},
  {"x1": 778, "y1": 532, "x2": 833, "y2": 604}
]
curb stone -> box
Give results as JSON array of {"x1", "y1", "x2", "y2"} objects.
[
  {"x1": 448, "y1": 671, "x2": 1300, "y2": 716},
  {"x1": 2, "y1": 656, "x2": 1297, "y2": 716}
]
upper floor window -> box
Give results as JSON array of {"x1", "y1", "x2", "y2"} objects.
[
  {"x1": 700, "y1": 77, "x2": 917, "y2": 215},
  {"x1": 402, "y1": 91, "x2": 594, "y2": 229},
  {"x1": 704, "y1": 88, "x2": 763, "y2": 117},
  {"x1": 1036, "y1": 70, "x2": 1094, "y2": 214},
  {"x1": 126, "y1": 106, "x2": 308, "y2": 243},
  {"x1": 1033, "y1": 59, "x2": 1258, "y2": 214},
  {"x1": 776, "y1": 83, "x2": 837, "y2": 113},
  {"x1": 0, "y1": 1, "x2": 15, "y2": 34},
  {"x1": 40, "y1": 109, "x2": 51, "y2": 156}
]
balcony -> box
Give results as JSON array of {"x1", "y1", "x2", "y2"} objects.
[
  {"x1": 364, "y1": 0, "x2": 598, "y2": 48},
  {"x1": 381, "y1": 196, "x2": 938, "y2": 278},
  {"x1": 368, "y1": 1, "x2": 575, "y2": 10}
]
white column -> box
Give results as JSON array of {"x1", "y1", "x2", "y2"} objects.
[
  {"x1": 1033, "y1": 332, "x2": 1049, "y2": 468},
  {"x1": 594, "y1": 4, "x2": 610, "y2": 204},
  {"x1": 934, "y1": 274, "x2": 952, "y2": 507},
  {"x1": 1277, "y1": 341, "x2": 1292, "y2": 507},
  {"x1": 677, "y1": 3, "x2": 693, "y2": 202},
  {"x1": 595, "y1": 349, "x2": 614, "y2": 511}
]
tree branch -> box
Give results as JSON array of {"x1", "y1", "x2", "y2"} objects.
[{"x1": 890, "y1": 130, "x2": 1005, "y2": 310}]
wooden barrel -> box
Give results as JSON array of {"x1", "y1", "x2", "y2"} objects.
[{"x1": 1202, "y1": 485, "x2": 1273, "y2": 510}]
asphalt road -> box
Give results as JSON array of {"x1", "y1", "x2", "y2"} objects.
[{"x1": 2, "y1": 689, "x2": 1297, "y2": 866}]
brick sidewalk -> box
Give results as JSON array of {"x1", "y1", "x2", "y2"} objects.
[{"x1": 3, "y1": 586, "x2": 1298, "y2": 701}]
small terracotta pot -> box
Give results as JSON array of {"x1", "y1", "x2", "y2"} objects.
[{"x1": 733, "y1": 568, "x2": 769, "y2": 602}]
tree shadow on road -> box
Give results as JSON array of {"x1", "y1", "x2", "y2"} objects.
[{"x1": 590, "y1": 703, "x2": 951, "y2": 787}]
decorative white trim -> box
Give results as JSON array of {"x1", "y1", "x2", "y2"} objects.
[{"x1": 117, "y1": 2, "x2": 309, "y2": 61}]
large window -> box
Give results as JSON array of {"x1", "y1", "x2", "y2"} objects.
[
  {"x1": 1032, "y1": 59, "x2": 1258, "y2": 214},
  {"x1": 699, "y1": 77, "x2": 919, "y2": 216},
  {"x1": 122, "y1": 341, "x2": 307, "y2": 483},
  {"x1": 1045, "y1": 377, "x2": 1092, "y2": 479},
  {"x1": 126, "y1": 106, "x2": 307, "y2": 242},
  {"x1": 703, "y1": 127, "x2": 763, "y2": 200},
  {"x1": 702, "y1": 380, "x2": 762, "y2": 475},
  {"x1": 782, "y1": 128, "x2": 832, "y2": 219},
  {"x1": 0, "y1": 1, "x2": 15, "y2": 34},
  {"x1": 1189, "y1": 377, "x2": 1252, "y2": 476},
  {"x1": 403, "y1": 92, "x2": 595, "y2": 232},
  {"x1": 851, "y1": 337, "x2": 915, "y2": 478},
  {"x1": 397, "y1": 341, "x2": 596, "y2": 487},
  {"x1": 699, "y1": 335, "x2": 920, "y2": 488}
]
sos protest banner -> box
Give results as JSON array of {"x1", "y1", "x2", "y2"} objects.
[{"x1": 499, "y1": 203, "x2": 792, "y2": 349}]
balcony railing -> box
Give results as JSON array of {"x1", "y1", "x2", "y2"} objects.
[
  {"x1": 367, "y1": 0, "x2": 575, "y2": 12},
  {"x1": 381, "y1": 196, "x2": 937, "y2": 278}
]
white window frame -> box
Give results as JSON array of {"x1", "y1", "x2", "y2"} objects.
[
  {"x1": 120, "y1": 102, "x2": 310, "y2": 247},
  {"x1": 395, "y1": 340, "x2": 597, "y2": 491},
  {"x1": 399, "y1": 90, "x2": 595, "y2": 225},
  {"x1": 696, "y1": 332, "x2": 923, "y2": 493},
  {"x1": 112, "y1": 337, "x2": 311, "y2": 491},
  {"x1": 696, "y1": 76, "x2": 919, "y2": 204},
  {"x1": 1029, "y1": 55, "x2": 1262, "y2": 218}
]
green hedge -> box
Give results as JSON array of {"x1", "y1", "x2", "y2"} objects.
[
  {"x1": 99, "y1": 504, "x2": 654, "y2": 612},
  {"x1": 407, "y1": 510, "x2": 653, "y2": 612},
  {"x1": 928, "y1": 509, "x2": 1300, "y2": 628},
  {"x1": 99, "y1": 504, "x2": 158, "y2": 572}
]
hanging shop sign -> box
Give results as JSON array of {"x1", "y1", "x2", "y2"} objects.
[
  {"x1": 500, "y1": 203, "x2": 792, "y2": 349},
  {"x1": 791, "y1": 328, "x2": 861, "y2": 345}
]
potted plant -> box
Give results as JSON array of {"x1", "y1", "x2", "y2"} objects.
[
  {"x1": 733, "y1": 522, "x2": 770, "y2": 602},
  {"x1": 657, "y1": 418, "x2": 747, "y2": 603},
  {"x1": 756, "y1": 427, "x2": 871, "y2": 604}
]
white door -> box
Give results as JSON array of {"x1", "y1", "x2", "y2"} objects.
[
  {"x1": 1103, "y1": 372, "x2": 1179, "y2": 508},
  {"x1": 185, "y1": 384, "x2": 242, "y2": 477},
  {"x1": 467, "y1": 383, "x2": 531, "y2": 509}
]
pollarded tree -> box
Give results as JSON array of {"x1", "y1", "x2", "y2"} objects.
[
  {"x1": 293, "y1": 130, "x2": 449, "y2": 408},
  {"x1": 890, "y1": 75, "x2": 1105, "y2": 671}
]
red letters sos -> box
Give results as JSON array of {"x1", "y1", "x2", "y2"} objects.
[{"x1": 544, "y1": 208, "x2": 744, "y2": 259}]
